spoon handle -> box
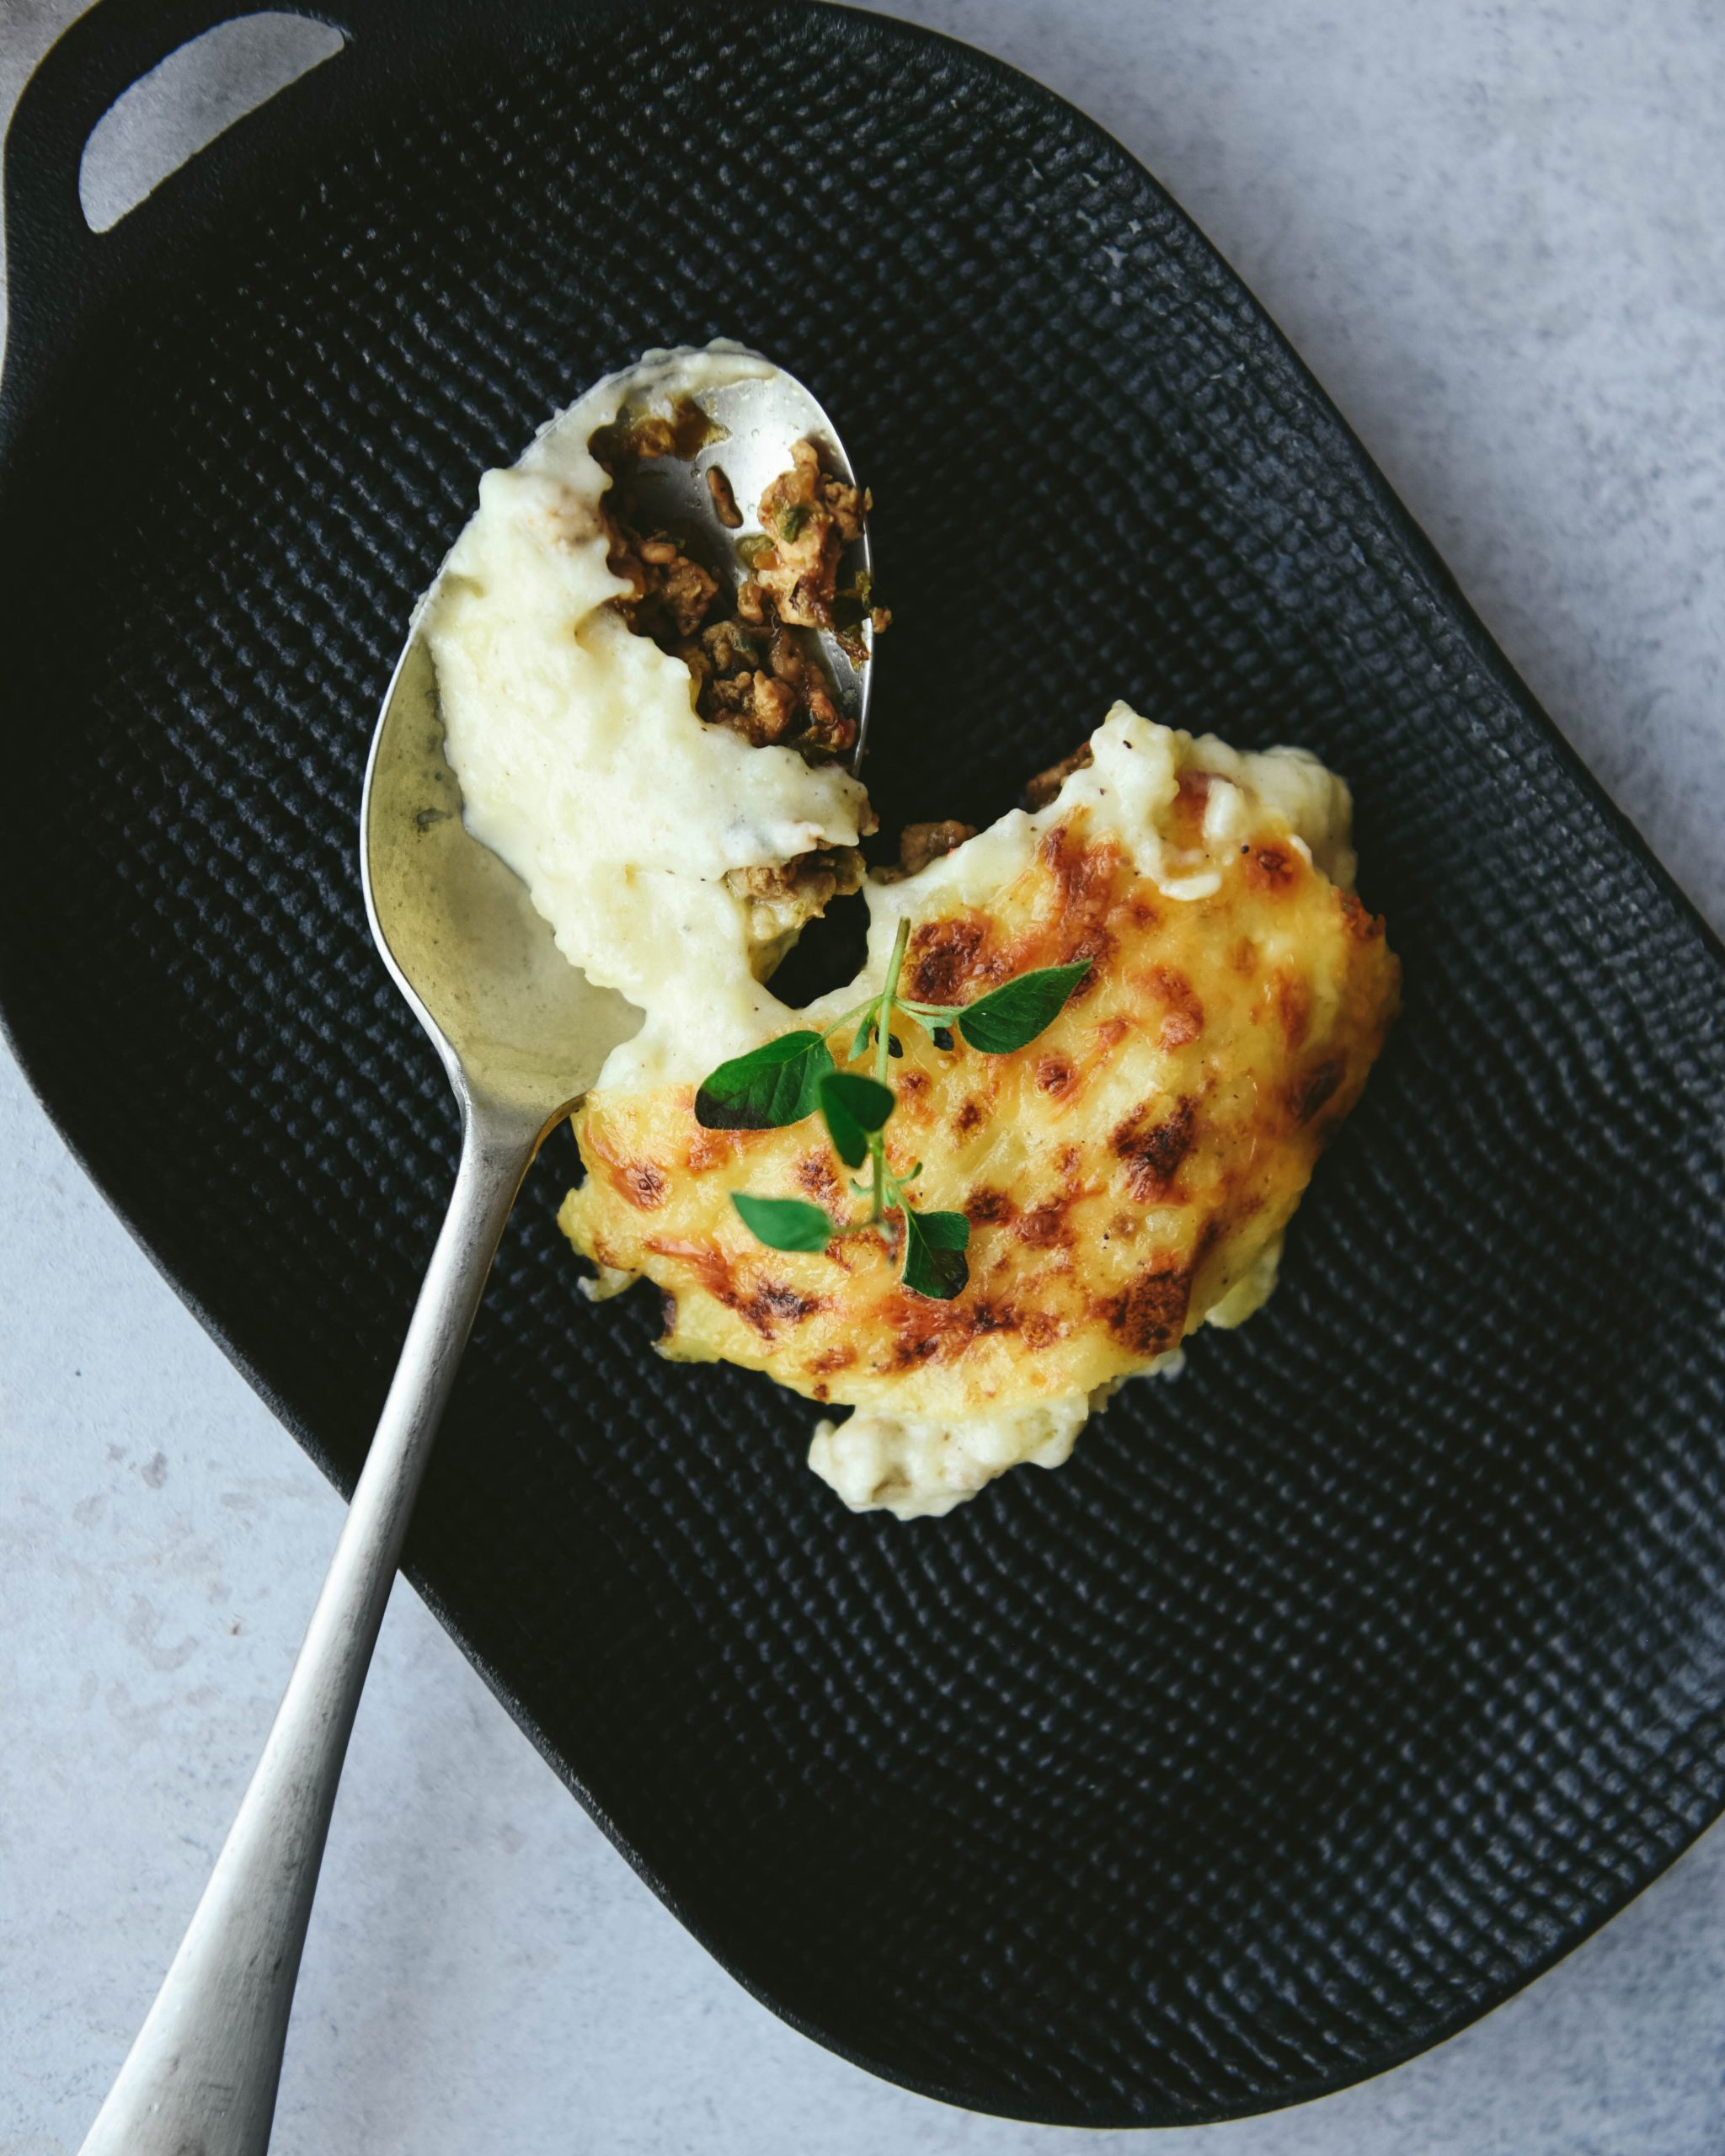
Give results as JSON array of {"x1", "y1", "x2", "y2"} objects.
[{"x1": 77, "y1": 1096, "x2": 543, "y2": 2156}]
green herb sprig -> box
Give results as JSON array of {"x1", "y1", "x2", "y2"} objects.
[{"x1": 695, "y1": 918, "x2": 1089, "y2": 1300}]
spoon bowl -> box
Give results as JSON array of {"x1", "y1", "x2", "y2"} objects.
[{"x1": 361, "y1": 631, "x2": 638, "y2": 1118}]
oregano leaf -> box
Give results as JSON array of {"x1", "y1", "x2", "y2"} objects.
[
  {"x1": 731, "y1": 1193, "x2": 835, "y2": 1252},
  {"x1": 819, "y1": 1070, "x2": 895, "y2": 1168},
  {"x1": 696, "y1": 1031, "x2": 834, "y2": 1129},
  {"x1": 900, "y1": 1206, "x2": 970, "y2": 1300},
  {"x1": 954, "y1": 962, "x2": 1091, "y2": 1054}
]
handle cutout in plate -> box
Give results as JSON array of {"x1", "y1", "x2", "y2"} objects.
[{"x1": 78, "y1": 11, "x2": 345, "y2": 235}]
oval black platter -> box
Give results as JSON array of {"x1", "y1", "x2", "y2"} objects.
[{"x1": 3, "y1": 0, "x2": 1723, "y2": 2128}]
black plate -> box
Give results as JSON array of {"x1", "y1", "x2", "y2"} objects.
[{"x1": 4, "y1": 0, "x2": 1723, "y2": 2127}]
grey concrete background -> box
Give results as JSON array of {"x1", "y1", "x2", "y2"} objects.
[{"x1": 3, "y1": 3, "x2": 1722, "y2": 2150}]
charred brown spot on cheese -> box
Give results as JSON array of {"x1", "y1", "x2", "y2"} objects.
[
  {"x1": 1127, "y1": 895, "x2": 1161, "y2": 932},
  {"x1": 1016, "y1": 1201, "x2": 1075, "y2": 1250},
  {"x1": 1231, "y1": 936, "x2": 1259, "y2": 976},
  {"x1": 1114, "y1": 1097, "x2": 1198, "y2": 1203},
  {"x1": 1022, "y1": 739, "x2": 1093, "y2": 810},
  {"x1": 794, "y1": 1150, "x2": 844, "y2": 1204},
  {"x1": 964, "y1": 1187, "x2": 1017, "y2": 1227},
  {"x1": 905, "y1": 916, "x2": 991, "y2": 1005},
  {"x1": 1099, "y1": 1264, "x2": 1192, "y2": 1357},
  {"x1": 809, "y1": 1344, "x2": 856, "y2": 1376},
  {"x1": 647, "y1": 1229, "x2": 825, "y2": 1345},
  {"x1": 1274, "y1": 969, "x2": 1312, "y2": 1052},
  {"x1": 886, "y1": 1294, "x2": 953, "y2": 1369},
  {"x1": 969, "y1": 1299, "x2": 1020, "y2": 1337},
  {"x1": 1292, "y1": 1055, "x2": 1345, "y2": 1123},
  {"x1": 1142, "y1": 965, "x2": 1204, "y2": 1051},
  {"x1": 686, "y1": 1127, "x2": 739, "y2": 1174},
  {"x1": 896, "y1": 1069, "x2": 932, "y2": 1108},
  {"x1": 738, "y1": 1281, "x2": 825, "y2": 1340},
  {"x1": 1244, "y1": 844, "x2": 1301, "y2": 893},
  {"x1": 612, "y1": 1160, "x2": 670, "y2": 1210},
  {"x1": 1088, "y1": 1017, "x2": 1132, "y2": 1065},
  {"x1": 1061, "y1": 929, "x2": 1116, "y2": 996},
  {"x1": 880, "y1": 1287, "x2": 1031, "y2": 1369},
  {"x1": 585, "y1": 1121, "x2": 673, "y2": 1212},
  {"x1": 1040, "y1": 822, "x2": 1121, "y2": 913},
  {"x1": 1036, "y1": 1053, "x2": 1077, "y2": 1100},
  {"x1": 1338, "y1": 889, "x2": 1386, "y2": 943},
  {"x1": 645, "y1": 1235, "x2": 738, "y2": 1309},
  {"x1": 1171, "y1": 769, "x2": 1214, "y2": 841},
  {"x1": 954, "y1": 1097, "x2": 986, "y2": 1137}
]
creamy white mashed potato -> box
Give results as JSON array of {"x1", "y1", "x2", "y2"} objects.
[{"x1": 420, "y1": 344, "x2": 871, "y2": 1091}]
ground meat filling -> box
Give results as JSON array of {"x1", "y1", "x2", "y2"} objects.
[
  {"x1": 685, "y1": 611, "x2": 852, "y2": 755},
  {"x1": 752, "y1": 438, "x2": 866, "y2": 631},
  {"x1": 874, "y1": 819, "x2": 979, "y2": 883},
  {"x1": 590, "y1": 401, "x2": 892, "y2": 950},
  {"x1": 593, "y1": 411, "x2": 881, "y2": 767},
  {"x1": 726, "y1": 846, "x2": 868, "y2": 953},
  {"x1": 1023, "y1": 741, "x2": 1095, "y2": 811}
]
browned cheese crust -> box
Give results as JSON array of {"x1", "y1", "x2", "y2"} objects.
[{"x1": 559, "y1": 773, "x2": 1400, "y2": 1421}]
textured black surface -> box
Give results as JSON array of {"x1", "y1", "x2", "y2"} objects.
[{"x1": 3, "y1": 0, "x2": 1724, "y2": 2127}]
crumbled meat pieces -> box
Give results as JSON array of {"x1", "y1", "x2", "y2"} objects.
[
  {"x1": 595, "y1": 424, "x2": 874, "y2": 766},
  {"x1": 753, "y1": 439, "x2": 868, "y2": 632},
  {"x1": 726, "y1": 846, "x2": 867, "y2": 948},
  {"x1": 874, "y1": 819, "x2": 979, "y2": 883},
  {"x1": 1023, "y1": 741, "x2": 1095, "y2": 810},
  {"x1": 706, "y1": 464, "x2": 743, "y2": 529},
  {"x1": 609, "y1": 529, "x2": 719, "y2": 643},
  {"x1": 697, "y1": 661, "x2": 798, "y2": 747},
  {"x1": 677, "y1": 617, "x2": 853, "y2": 756}
]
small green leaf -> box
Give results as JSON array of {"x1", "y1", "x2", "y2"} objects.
[
  {"x1": 852, "y1": 1013, "x2": 877, "y2": 1059},
  {"x1": 900, "y1": 1206, "x2": 970, "y2": 1300},
  {"x1": 819, "y1": 1070, "x2": 895, "y2": 1168},
  {"x1": 954, "y1": 962, "x2": 1091, "y2": 1054},
  {"x1": 696, "y1": 1032, "x2": 834, "y2": 1129},
  {"x1": 777, "y1": 502, "x2": 809, "y2": 543},
  {"x1": 731, "y1": 1193, "x2": 835, "y2": 1252}
]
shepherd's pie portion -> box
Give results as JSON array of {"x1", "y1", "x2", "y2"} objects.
[
  {"x1": 424, "y1": 345, "x2": 1399, "y2": 1518},
  {"x1": 561, "y1": 707, "x2": 1398, "y2": 1516}
]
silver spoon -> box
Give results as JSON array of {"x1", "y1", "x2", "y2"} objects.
[{"x1": 77, "y1": 357, "x2": 874, "y2": 2156}]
